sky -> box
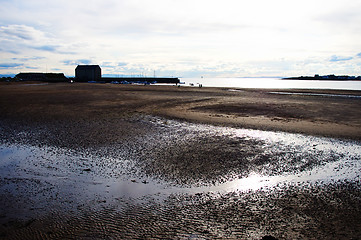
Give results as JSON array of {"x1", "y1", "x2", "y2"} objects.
[{"x1": 1, "y1": 0, "x2": 361, "y2": 78}]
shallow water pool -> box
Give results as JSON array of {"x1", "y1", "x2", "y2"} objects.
[{"x1": 1, "y1": 119, "x2": 360, "y2": 209}]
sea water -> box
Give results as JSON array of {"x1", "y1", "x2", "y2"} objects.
[{"x1": 181, "y1": 77, "x2": 361, "y2": 90}]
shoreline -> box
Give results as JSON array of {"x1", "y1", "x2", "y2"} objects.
[
  {"x1": 1, "y1": 82, "x2": 361, "y2": 141},
  {"x1": 1, "y1": 82, "x2": 361, "y2": 239}
]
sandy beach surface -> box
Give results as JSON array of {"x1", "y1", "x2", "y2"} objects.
[{"x1": 0, "y1": 82, "x2": 361, "y2": 239}]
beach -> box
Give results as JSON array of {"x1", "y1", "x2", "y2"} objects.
[
  {"x1": 0, "y1": 82, "x2": 361, "y2": 239},
  {"x1": 1, "y1": 82, "x2": 360, "y2": 141}
]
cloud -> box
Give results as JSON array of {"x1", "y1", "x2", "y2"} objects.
[
  {"x1": 101, "y1": 62, "x2": 128, "y2": 68},
  {"x1": 63, "y1": 59, "x2": 92, "y2": 65},
  {"x1": 0, "y1": 25, "x2": 75, "y2": 54},
  {"x1": 1, "y1": 1, "x2": 361, "y2": 77},
  {"x1": 0, "y1": 63, "x2": 24, "y2": 68},
  {"x1": 25, "y1": 66, "x2": 39, "y2": 70},
  {"x1": 0, "y1": 46, "x2": 19, "y2": 54},
  {"x1": 32, "y1": 45, "x2": 58, "y2": 52},
  {"x1": 12, "y1": 57, "x2": 45, "y2": 61},
  {"x1": 100, "y1": 62, "x2": 116, "y2": 68},
  {"x1": 0, "y1": 24, "x2": 44, "y2": 41},
  {"x1": 329, "y1": 55, "x2": 353, "y2": 62},
  {"x1": 314, "y1": 5, "x2": 361, "y2": 33}
]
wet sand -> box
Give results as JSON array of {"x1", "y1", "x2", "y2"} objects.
[
  {"x1": 1, "y1": 82, "x2": 361, "y2": 141},
  {"x1": 0, "y1": 82, "x2": 361, "y2": 239}
]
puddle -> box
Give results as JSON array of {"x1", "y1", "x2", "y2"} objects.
[
  {"x1": 1, "y1": 119, "x2": 360, "y2": 204},
  {"x1": 1, "y1": 118, "x2": 360, "y2": 238},
  {"x1": 269, "y1": 91, "x2": 361, "y2": 99},
  {"x1": 227, "y1": 89, "x2": 244, "y2": 93}
]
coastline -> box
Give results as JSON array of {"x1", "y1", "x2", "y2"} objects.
[
  {"x1": 1, "y1": 82, "x2": 361, "y2": 141},
  {"x1": 1, "y1": 82, "x2": 361, "y2": 239}
]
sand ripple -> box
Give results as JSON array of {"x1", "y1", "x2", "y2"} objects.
[{"x1": 1, "y1": 117, "x2": 361, "y2": 239}]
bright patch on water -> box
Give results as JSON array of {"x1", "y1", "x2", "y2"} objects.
[
  {"x1": 269, "y1": 91, "x2": 361, "y2": 99},
  {"x1": 182, "y1": 77, "x2": 361, "y2": 90},
  {"x1": 1, "y1": 119, "x2": 360, "y2": 206}
]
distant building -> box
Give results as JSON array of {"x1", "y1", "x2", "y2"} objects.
[
  {"x1": 16, "y1": 73, "x2": 68, "y2": 82},
  {"x1": 75, "y1": 65, "x2": 101, "y2": 82}
]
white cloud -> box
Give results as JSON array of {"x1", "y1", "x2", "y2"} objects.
[
  {"x1": 330, "y1": 55, "x2": 353, "y2": 62},
  {"x1": 0, "y1": 0, "x2": 361, "y2": 76},
  {"x1": 63, "y1": 59, "x2": 93, "y2": 66},
  {"x1": 0, "y1": 25, "x2": 44, "y2": 41},
  {"x1": 0, "y1": 63, "x2": 24, "y2": 68}
]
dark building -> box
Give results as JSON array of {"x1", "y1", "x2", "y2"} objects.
[
  {"x1": 75, "y1": 65, "x2": 101, "y2": 82},
  {"x1": 16, "y1": 73, "x2": 68, "y2": 82}
]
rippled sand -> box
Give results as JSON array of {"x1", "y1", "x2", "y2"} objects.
[
  {"x1": 1, "y1": 117, "x2": 361, "y2": 239},
  {"x1": 0, "y1": 83, "x2": 361, "y2": 239}
]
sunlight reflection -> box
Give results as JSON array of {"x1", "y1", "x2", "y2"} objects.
[
  {"x1": 181, "y1": 77, "x2": 361, "y2": 90},
  {"x1": 196, "y1": 173, "x2": 278, "y2": 194},
  {"x1": 231, "y1": 173, "x2": 274, "y2": 191},
  {"x1": 1, "y1": 118, "x2": 361, "y2": 201}
]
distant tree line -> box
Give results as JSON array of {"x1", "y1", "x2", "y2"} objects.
[{"x1": 284, "y1": 74, "x2": 361, "y2": 81}]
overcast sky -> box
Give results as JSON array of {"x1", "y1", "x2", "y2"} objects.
[{"x1": 1, "y1": 0, "x2": 361, "y2": 77}]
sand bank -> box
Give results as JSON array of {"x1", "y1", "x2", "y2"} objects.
[
  {"x1": 0, "y1": 82, "x2": 361, "y2": 239},
  {"x1": 1, "y1": 82, "x2": 361, "y2": 141}
]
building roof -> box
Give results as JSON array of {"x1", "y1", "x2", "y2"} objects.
[
  {"x1": 16, "y1": 72, "x2": 68, "y2": 82},
  {"x1": 75, "y1": 65, "x2": 101, "y2": 70}
]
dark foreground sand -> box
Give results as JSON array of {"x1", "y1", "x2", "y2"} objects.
[{"x1": 0, "y1": 82, "x2": 361, "y2": 239}]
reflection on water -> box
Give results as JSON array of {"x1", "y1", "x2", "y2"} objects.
[
  {"x1": 195, "y1": 126, "x2": 361, "y2": 193},
  {"x1": 182, "y1": 77, "x2": 361, "y2": 90},
  {"x1": 1, "y1": 119, "x2": 360, "y2": 239},
  {"x1": 219, "y1": 154, "x2": 361, "y2": 193},
  {"x1": 269, "y1": 91, "x2": 361, "y2": 99},
  {"x1": 206, "y1": 173, "x2": 273, "y2": 192},
  {"x1": 1, "y1": 119, "x2": 360, "y2": 206}
]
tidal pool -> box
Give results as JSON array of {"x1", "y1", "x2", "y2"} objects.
[
  {"x1": 1, "y1": 118, "x2": 361, "y2": 239},
  {"x1": 268, "y1": 91, "x2": 361, "y2": 99},
  {"x1": 1, "y1": 118, "x2": 360, "y2": 222}
]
